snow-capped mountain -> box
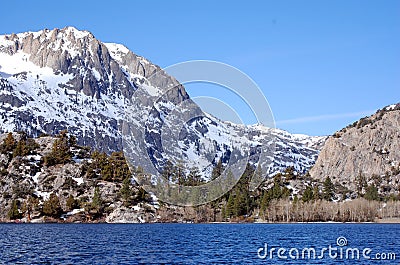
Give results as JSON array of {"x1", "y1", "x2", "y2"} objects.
[{"x1": 0, "y1": 27, "x2": 326, "y2": 179}]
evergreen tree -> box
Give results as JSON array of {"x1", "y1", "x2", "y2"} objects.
[
  {"x1": 172, "y1": 161, "x2": 186, "y2": 193},
  {"x1": 42, "y1": 193, "x2": 62, "y2": 218},
  {"x1": 252, "y1": 164, "x2": 264, "y2": 189},
  {"x1": 302, "y1": 186, "x2": 314, "y2": 202},
  {"x1": 224, "y1": 163, "x2": 255, "y2": 218},
  {"x1": 221, "y1": 205, "x2": 226, "y2": 220},
  {"x1": 88, "y1": 151, "x2": 108, "y2": 179},
  {"x1": 233, "y1": 191, "x2": 250, "y2": 217},
  {"x1": 161, "y1": 160, "x2": 174, "y2": 182},
  {"x1": 259, "y1": 174, "x2": 292, "y2": 215},
  {"x1": 44, "y1": 131, "x2": 73, "y2": 166},
  {"x1": 91, "y1": 186, "x2": 103, "y2": 213},
  {"x1": 271, "y1": 180, "x2": 283, "y2": 199},
  {"x1": 8, "y1": 199, "x2": 21, "y2": 220},
  {"x1": 13, "y1": 138, "x2": 39, "y2": 157},
  {"x1": 323, "y1": 176, "x2": 335, "y2": 201},
  {"x1": 260, "y1": 191, "x2": 270, "y2": 214},
  {"x1": 313, "y1": 186, "x2": 321, "y2": 200},
  {"x1": 293, "y1": 195, "x2": 299, "y2": 204},
  {"x1": 85, "y1": 151, "x2": 131, "y2": 182},
  {"x1": 211, "y1": 159, "x2": 223, "y2": 180},
  {"x1": 109, "y1": 151, "x2": 131, "y2": 182},
  {"x1": 68, "y1": 135, "x2": 77, "y2": 147},
  {"x1": 136, "y1": 187, "x2": 150, "y2": 203},
  {"x1": 365, "y1": 184, "x2": 379, "y2": 201},
  {"x1": 225, "y1": 193, "x2": 235, "y2": 218},
  {"x1": 13, "y1": 139, "x2": 26, "y2": 157},
  {"x1": 0, "y1": 133, "x2": 17, "y2": 155},
  {"x1": 186, "y1": 167, "x2": 203, "y2": 186},
  {"x1": 22, "y1": 196, "x2": 38, "y2": 221},
  {"x1": 356, "y1": 173, "x2": 367, "y2": 196},
  {"x1": 284, "y1": 166, "x2": 296, "y2": 180},
  {"x1": 208, "y1": 161, "x2": 225, "y2": 221},
  {"x1": 188, "y1": 185, "x2": 201, "y2": 205},
  {"x1": 66, "y1": 195, "x2": 77, "y2": 211},
  {"x1": 222, "y1": 170, "x2": 236, "y2": 196},
  {"x1": 120, "y1": 177, "x2": 134, "y2": 206}
]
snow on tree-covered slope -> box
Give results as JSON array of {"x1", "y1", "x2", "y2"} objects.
[{"x1": 0, "y1": 27, "x2": 326, "y2": 179}]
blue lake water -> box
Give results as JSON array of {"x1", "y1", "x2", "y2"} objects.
[{"x1": 0, "y1": 223, "x2": 399, "y2": 264}]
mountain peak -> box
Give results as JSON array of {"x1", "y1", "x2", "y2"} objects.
[
  {"x1": 62, "y1": 26, "x2": 90, "y2": 34},
  {"x1": 49, "y1": 26, "x2": 94, "y2": 40},
  {"x1": 1, "y1": 26, "x2": 94, "y2": 45},
  {"x1": 0, "y1": 27, "x2": 324, "y2": 178}
]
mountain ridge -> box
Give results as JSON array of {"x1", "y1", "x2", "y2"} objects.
[{"x1": 0, "y1": 27, "x2": 325, "y2": 179}]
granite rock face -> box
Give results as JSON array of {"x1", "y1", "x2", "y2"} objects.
[{"x1": 310, "y1": 104, "x2": 400, "y2": 193}]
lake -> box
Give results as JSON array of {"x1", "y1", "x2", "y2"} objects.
[{"x1": 0, "y1": 223, "x2": 399, "y2": 264}]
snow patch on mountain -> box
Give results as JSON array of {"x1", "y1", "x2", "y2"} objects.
[
  {"x1": 104, "y1": 43, "x2": 130, "y2": 61},
  {"x1": 0, "y1": 27, "x2": 327, "y2": 180}
]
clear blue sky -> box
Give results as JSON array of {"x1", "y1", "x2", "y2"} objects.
[{"x1": 1, "y1": 1, "x2": 399, "y2": 136}]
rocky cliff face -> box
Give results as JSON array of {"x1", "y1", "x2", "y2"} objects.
[
  {"x1": 310, "y1": 104, "x2": 400, "y2": 194},
  {"x1": 0, "y1": 27, "x2": 181, "y2": 98},
  {"x1": 0, "y1": 27, "x2": 186, "y2": 153},
  {"x1": 0, "y1": 27, "x2": 324, "y2": 180}
]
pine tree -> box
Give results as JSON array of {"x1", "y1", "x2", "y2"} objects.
[
  {"x1": 221, "y1": 205, "x2": 226, "y2": 221},
  {"x1": 313, "y1": 186, "x2": 321, "y2": 200},
  {"x1": 1, "y1": 132, "x2": 17, "y2": 155},
  {"x1": 101, "y1": 163, "x2": 113, "y2": 181},
  {"x1": 136, "y1": 187, "x2": 149, "y2": 202},
  {"x1": 225, "y1": 193, "x2": 235, "y2": 218},
  {"x1": 172, "y1": 161, "x2": 186, "y2": 193},
  {"x1": 8, "y1": 199, "x2": 21, "y2": 220},
  {"x1": 68, "y1": 135, "x2": 77, "y2": 147},
  {"x1": 293, "y1": 195, "x2": 299, "y2": 204},
  {"x1": 91, "y1": 186, "x2": 103, "y2": 213},
  {"x1": 109, "y1": 151, "x2": 130, "y2": 182},
  {"x1": 222, "y1": 163, "x2": 255, "y2": 219},
  {"x1": 284, "y1": 166, "x2": 296, "y2": 180},
  {"x1": 21, "y1": 196, "x2": 39, "y2": 221},
  {"x1": 208, "y1": 161, "x2": 225, "y2": 221},
  {"x1": 42, "y1": 193, "x2": 62, "y2": 218},
  {"x1": 66, "y1": 195, "x2": 77, "y2": 211},
  {"x1": 260, "y1": 191, "x2": 270, "y2": 214},
  {"x1": 356, "y1": 173, "x2": 367, "y2": 196},
  {"x1": 365, "y1": 184, "x2": 379, "y2": 201},
  {"x1": 323, "y1": 176, "x2": 335, "y2": 201},
  {"x1": 13, "y1": 138, "x2": 39, "y2": 157},
  {"x1": 162, "y1": 160, "x2": 174, "y2": 182},
  {"x1": 223, "y1": 170, "x2": 236, "y2": 195},
  {"x1": 233, "y1": 191, "x2": 250, "y2": 217},
  {"x1": 13, "y1": 140, "x2": 26, "y2": 157},
  {"x1": 211, "y1": 159, "x2": 223, "y2": 180},
  {"x1": 252, "y1": 164, "x2": 264, "y2": 189},
  {"x1": 120, "y1": 177, "x2": 133, "y2": 206},
  {"x1": 44, "y1": 131, "x2": 73, "y2": 166},
  {"x1": 302, "y1": 186, "x2": 314, "y2": 202},
  {"x1": 89, "y1": 151, "x2": 108, "y2": 179},
  {"x1": 187, "y1": 167, "x2": 202, "y2": 186}
]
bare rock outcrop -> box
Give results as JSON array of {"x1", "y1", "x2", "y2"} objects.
[{"x1": 310, "y1": 104, "x2": 400, "y2": 192}]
